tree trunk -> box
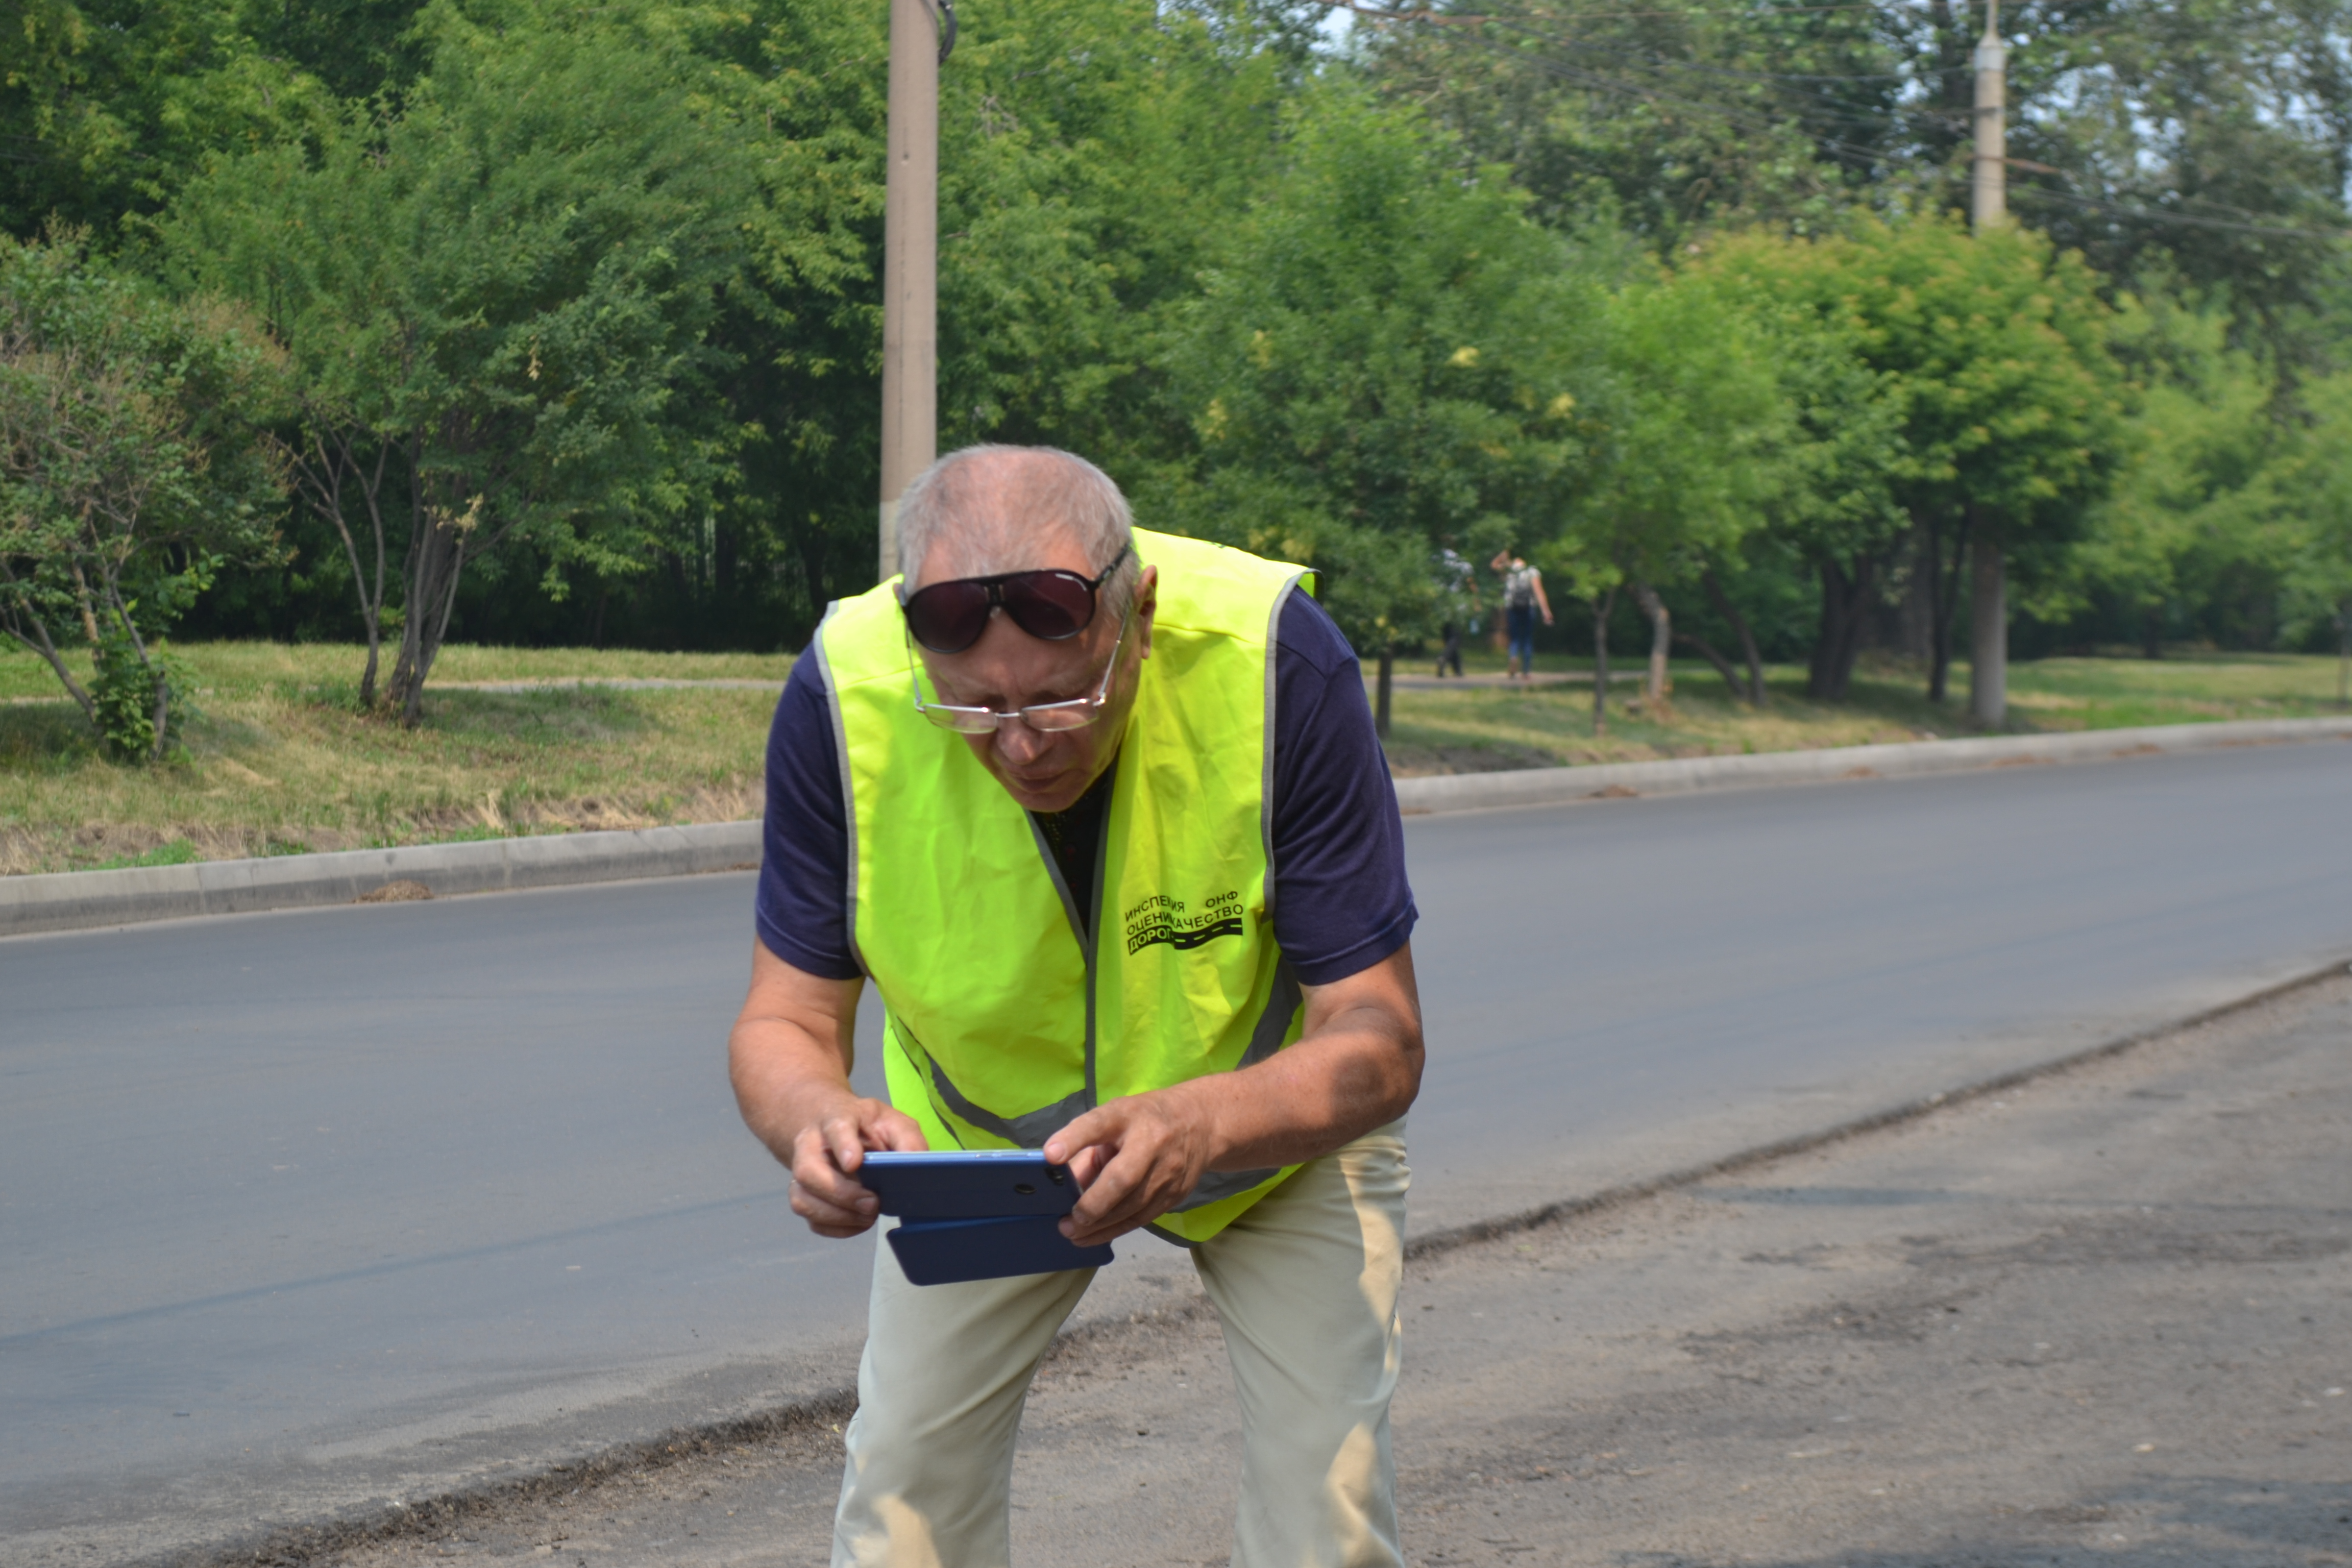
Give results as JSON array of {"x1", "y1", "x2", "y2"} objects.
[
  {"x1": 1375, "y1": 647, "x2": 1393, "y2": 741},
  {"x1": 1924, "y1": 510, "x2": 1972, "y2": 705},
  {"x1": 1675, "y1": 629, "x2": 1748, "y2": 702},
  {"x1": 356, "y1": 439, "x2": 393, "y2": 709},
  {"x1": 2140, "y1": 606, "x2": 2163, "y2": 661},
  {"x1": 0, "y1": 568, "x2": 99, "y2": 725},
  {"x1": 1807, "y1": 556, "x2": 1876, "y2": 703},
  {"x1": 1590, "y1": 586, "x2": 1618, "y2": 738},
  {"x1": 2336, "y1": 601, "x2": 2348, "y2": 708},
  {"x1": 289, "y1": 427, "x2": 394, "y2": 709},
  {"x1": 1699, "y1": 565, "x2": 1767, "y2": 706},
  {"x1": 384, "y1": 488, "x2": 470, "y2": 726},
  {"x1": 1970, "y1": 534, "x2": 2006, "y2": 727},
  {"x1": 1633, "y1": 580, "x2": 1672, "y2": 716}
]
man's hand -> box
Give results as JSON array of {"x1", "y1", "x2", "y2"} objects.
[
  {"x1": 1044, "y1": 943, "x2": 1423, "y2": 1245},
  {"x1": 785, "y1": 1088, "x2": 928, "y2": 1237},
  {"x1": 730, "y1": 943, "x2": 926, "y2": 1238},
  {"x1": 1043, "y1": 1087, "x2": 1219, "y2": 1248}
]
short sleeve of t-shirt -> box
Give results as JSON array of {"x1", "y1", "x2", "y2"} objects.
[{"x1": 754, "y1": 589, "x2": 1416, "y2": 987}]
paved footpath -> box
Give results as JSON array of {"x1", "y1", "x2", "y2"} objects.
[{"x1": 271, "y1": 974, "x2": 2352, "y2": 1568}]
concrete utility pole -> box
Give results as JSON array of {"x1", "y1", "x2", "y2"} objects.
[
  {"x1": 1968, "y1": 0, "x2": 2008, "y2": 726},
  {"x1": 877, "y1": 0, "x2": 950, "y2": 584}
]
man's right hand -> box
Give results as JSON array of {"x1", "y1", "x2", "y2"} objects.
[
  {"x1": 730, "y1": 942, "x2": 927, "y2": 1239},
  {"x1": 786, "y1": 1091, "x2": 928, "y2": 1237}
]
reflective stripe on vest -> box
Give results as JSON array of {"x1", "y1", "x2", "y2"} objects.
[{"x1": 816, "y1": 529, "x2": 1310, "y2": 1244}]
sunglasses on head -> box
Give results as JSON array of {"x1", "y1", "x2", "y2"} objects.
[{"x1": 899, "y1": 542, "x2": 1131, "y2": 655}]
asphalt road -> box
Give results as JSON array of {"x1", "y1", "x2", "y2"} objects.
[
  {"x1": 306, "y1": 970, "x2": 2352, "y2": 1568},
  {"x1": 5, "y1": 740, "x2": 2350, "y2": 1562}
]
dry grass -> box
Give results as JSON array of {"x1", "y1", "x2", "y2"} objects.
[{"x1": 0, "y1": 641, "x2": 782, "y2": 875}]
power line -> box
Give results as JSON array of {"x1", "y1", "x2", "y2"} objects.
[
  {"x1": 2013, "y1": 183, "x2": 2352, "y2": 239},
  {"x1": 1346, "y1": 1, "x2": 2352, "y2": 243}
]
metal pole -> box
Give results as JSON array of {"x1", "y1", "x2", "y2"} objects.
[
  {"x1": 1968, "y1": 0, "x2": 2008, "y2": 725},
  {"x1": 878, "y1": 0, "x2": 943, "y2": 584},
  {"x1": 1970, "y1": 0, "x2": 2006, "y2": 233}
]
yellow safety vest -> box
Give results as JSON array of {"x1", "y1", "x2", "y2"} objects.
[{"x1": 816, "y1": 529, "x2": 1311, "y2": 1244}]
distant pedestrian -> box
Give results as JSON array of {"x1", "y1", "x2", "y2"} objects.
[
  {"x1": 1434, "y1": 547, "x2": 1478, "y2": 677},
  {"x1": 1490, "y1": 550, "x2": 1554, "y2": 681}
]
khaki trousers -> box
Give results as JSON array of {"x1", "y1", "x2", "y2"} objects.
[{"x1": 831, "y1": 1123, "x2": 1409, "y2": 1568}]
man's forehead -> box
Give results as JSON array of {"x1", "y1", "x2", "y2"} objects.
[{"x1": 915, "y1": 507, "x2": 1093, "y2": 586}]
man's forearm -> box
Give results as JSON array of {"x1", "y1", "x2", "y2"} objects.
[
  {"x1": 1186, "y1": 1020, "x2": 1420, "y2": 1171},
  {"x1": 730, "y1": 1017, "x2": 862, "y2": 1164},
  {"x1": 1194, "y1": 945, "x2": 1423, "y2": 1170}
]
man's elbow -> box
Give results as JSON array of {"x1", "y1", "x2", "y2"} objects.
[{"x1": 1379, "y1": 1023, "x2": 1425, "y2": 1121}]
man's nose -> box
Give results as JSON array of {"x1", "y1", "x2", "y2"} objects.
[{"x1": 995, "y1": 719, "x2": 1050, "y2": 765}]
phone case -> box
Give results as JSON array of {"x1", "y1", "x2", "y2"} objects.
[
  {"x1": 858, "y1": 1150, "x2": 1080, "y2": 1219},
  {"x1": 886, "y1": 1214, "x2": 1115, "y2": 1286}
]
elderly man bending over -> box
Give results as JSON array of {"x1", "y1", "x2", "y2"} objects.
[{"x1": 729, "y1": 445, "x2": 1423, "y2": 1567}]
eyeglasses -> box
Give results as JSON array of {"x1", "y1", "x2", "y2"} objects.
[
  {"x1": 910, "y1": 610, "x2": 1131, "y2": 734},
  {"x1": 898, "y1": 543, "x2": 1131, "y2": 654}
]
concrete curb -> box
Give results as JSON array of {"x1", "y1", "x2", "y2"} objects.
[
  {"x1": 8, "y1": 715, "x2": 2348, "y2": 941},
  {"x1": 1388, "y1": 713, "x2": 2352, "y2": 815},
  {"x1": 0, "y1": 820, "x2": 763, "y2": 939}
]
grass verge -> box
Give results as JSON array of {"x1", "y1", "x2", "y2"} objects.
[
  {"x1": 0, "y1": 641, "x2": 787, "y2": 876},
  {"x1": 1378, "y1": 649, "x2": 2350, "y2": 775},
  {"x1": 3, "y1": 641, "x2": 2342, "y2": 876}
]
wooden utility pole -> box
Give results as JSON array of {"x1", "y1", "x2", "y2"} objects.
[
  {"x1": 878, "y1": 0, "x2": 948, "y2": 584},
  {"x1": 1968, "y1": 0, "x2": 2008, "y2": 726}
]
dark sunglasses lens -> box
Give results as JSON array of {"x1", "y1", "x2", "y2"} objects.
[
  {"x1": 998, "y1": 571, "x2": 1096, "y2": 641},
  {"x1": 904, "y1": 582, "x2": 994, "y2": 653}
]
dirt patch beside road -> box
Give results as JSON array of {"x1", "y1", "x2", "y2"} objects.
[{"x1": 266, "y1": 979, "x2": 2352, "y2": 1568}]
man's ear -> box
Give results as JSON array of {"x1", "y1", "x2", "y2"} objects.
[{"x1": 1133, "y1": 564, "x2": 1159, "y2": 660}]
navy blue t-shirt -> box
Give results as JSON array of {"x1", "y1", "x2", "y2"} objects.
[{"x1": 755, "y1": 590, "x2": 1416, "y2": 987}]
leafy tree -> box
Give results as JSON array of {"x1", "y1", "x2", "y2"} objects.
[
  {"x1": 1361, "y1": 0, "x2": 2352, "y2": 384},
  {"x1": 1152, "y1": 87, "x2": 1600, "y2": 731},
  {"x1": 1357, "y1": 0, "x2": 1915, "y2": 250},
  {"x1": 1987, "y1": 0, "x2": 2352, "y2": 379},
  {"x1": 2032, "y1": 298, "x2": 2277, "y2": 658},
  {"x1": 1546, "y1": 266, "x2": 1782, "y2": 732},
  {"x1": 168, "y1": 0, "x2": 754, "y2": 721},
  {"x1": 2273, "y1": 371, "x2": 2352, "y2": 704},
  {"x1": 1694, "y1": 229, "x2": 1909, "y2": 701},
  {"x1": 0, "y1": 0, "x2": 364, "y2": 241},
  {"x1": 0, "y1": 231, "x2": 285, "y2": 757},
  {"x1": 1754, "y1": 214, "x2": 2129, "y2": 705}
]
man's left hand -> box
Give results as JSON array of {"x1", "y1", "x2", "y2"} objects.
[
  {"x1": 1042, "y1": 943, "x2": 1424, "y2": 1247},
  {"x1": 1043, "y1": 1088, "x2": 1216, "y2": 1247}
]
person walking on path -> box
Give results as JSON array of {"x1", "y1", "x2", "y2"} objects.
[
  {"x1": 1490, "y1": 550, "x2": 1553, "y2": 681},
  {"x1": 729, "y1": 445, "x2": 1425, "y2": 1568},
  {"x1": 1434, "y1": 546, "x2": 1478, "y2": 677}
]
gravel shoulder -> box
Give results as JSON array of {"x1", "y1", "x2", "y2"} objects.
[{"x1": 192, "y1": 976, "x2": 2352, "y2": 1568}]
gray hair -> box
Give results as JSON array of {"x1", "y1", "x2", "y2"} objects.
[{"x1": 895, "y1": 445, "x2": 1139, "y2": 616}]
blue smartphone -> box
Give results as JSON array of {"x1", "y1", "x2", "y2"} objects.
[
  {"x1": 856, "y1": 1150, "x2": 1114, "y2": 1284},
  {"x1": 857, "y1": 1149, "x2": 1079, "y2": 1219}
]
